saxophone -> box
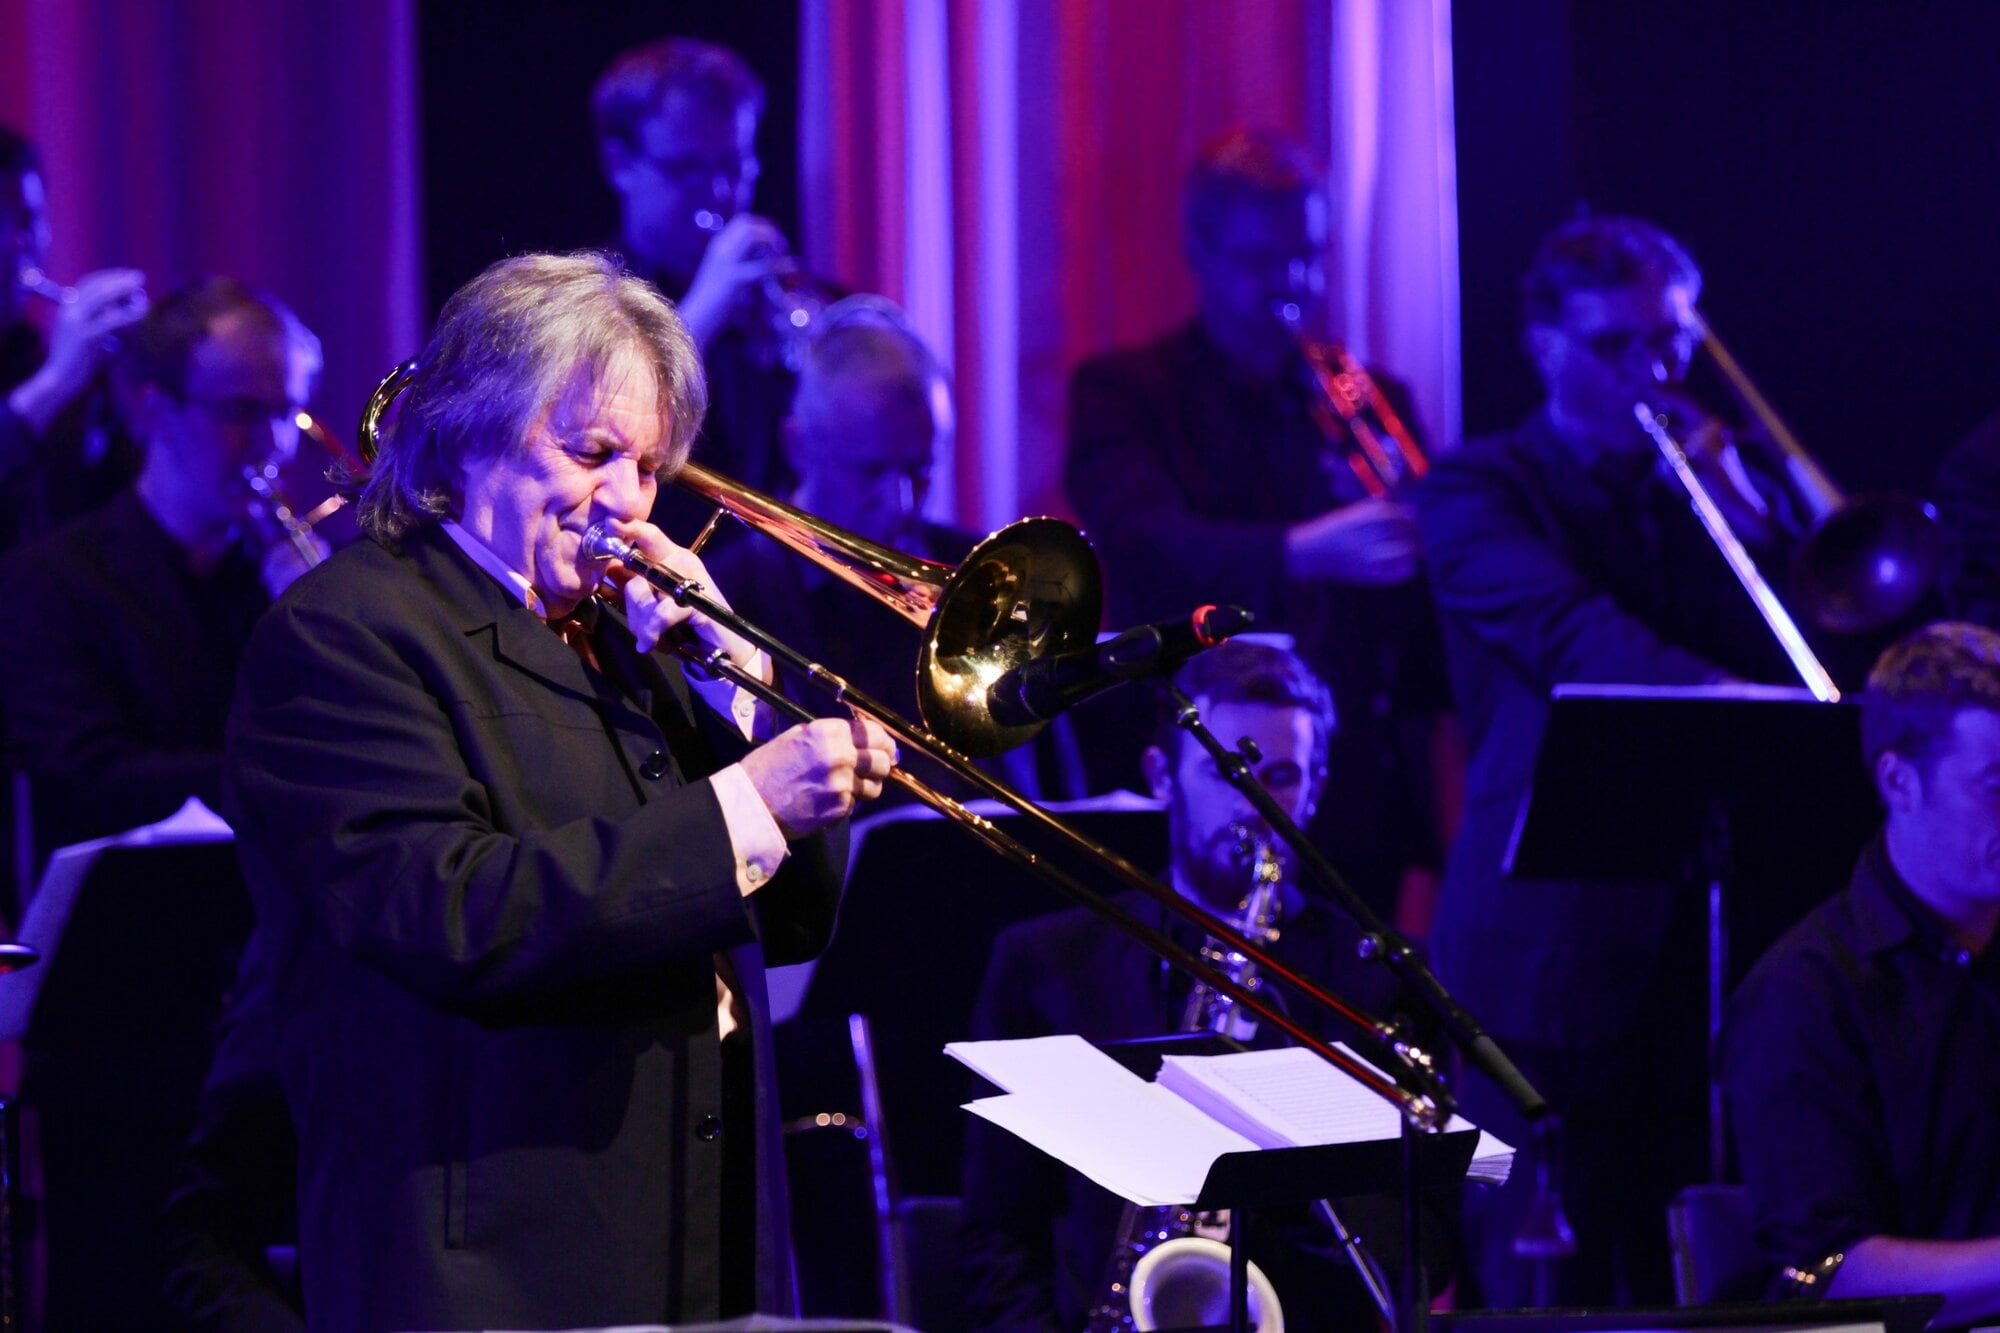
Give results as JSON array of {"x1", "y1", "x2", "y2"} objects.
[{"x1": 1085, "y1": 824, "x2": 1287, "y2": 1333}]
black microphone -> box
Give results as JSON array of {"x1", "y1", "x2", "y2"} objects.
[{"x1": 986, "y1": 604, "x2": 1254, "y2": 727}]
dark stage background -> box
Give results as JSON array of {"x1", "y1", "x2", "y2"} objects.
[
  {"x1": 1456, "y1": 1, "x2": 2000, "y2": 491},
  {"x1": 418, "y1": 0, "x2": 803, "y2": 320}
]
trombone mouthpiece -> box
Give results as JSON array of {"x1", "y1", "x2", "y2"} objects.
[{"x1": 581, "y1": 523, "x2": 636, "y2": 564}]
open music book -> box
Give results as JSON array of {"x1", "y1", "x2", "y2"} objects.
[{"x1": 947, "y1": 1035, "x2": 1511, "y2": 1208}]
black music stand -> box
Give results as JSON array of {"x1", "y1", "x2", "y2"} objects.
[
  {"x1": 0, "y1": 813, "x2": 250, "y2": 1331},
  {"x1": 1504, "y1": 684, "x2": 1878, "y2": 1179},
  {"x1": 792, "y1": 795, "x2": 1168, "y2": 1196}
]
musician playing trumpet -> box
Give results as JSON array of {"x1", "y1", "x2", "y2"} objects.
[
  {"x1": 0, "y1": 277, "x2": 324, "y2": 859},
  {"x1": 1063, "y1": 128, "x2": 1456, "y2": 934},
  {"x1": 0, "y1": 122, "x2": 148, "y2": 551},
  {"x1": 592, "y1": 35, "x2": 818, "y2": 516},
  {"x1": 0, "y1": 276, "x2": 324, "y2": 1327}
]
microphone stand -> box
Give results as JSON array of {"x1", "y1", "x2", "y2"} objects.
[{"x1": 1166, "y1": 684, "x2": 1560, "y2": 1331}]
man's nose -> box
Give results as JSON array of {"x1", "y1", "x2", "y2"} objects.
[
  {"x1": 601, "y1": 457, "x2": 648, "y2": 514},
  {"x1": 702, "y1": 171, "x2": 739, "y2": 212}
]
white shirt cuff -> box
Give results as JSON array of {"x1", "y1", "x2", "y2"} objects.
[
  {"x1": 685, "y1": 649, "x2": 776, "y2": 740},
  {"x1": 710, "y1": 762, "x2": 789, "y2": 897}
]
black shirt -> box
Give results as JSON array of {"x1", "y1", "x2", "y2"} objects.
[
  {"x1": 1717, "y1": 837, "x2": 2000, "y2": 1285},
  {"x1": 1412, "y1": 407, "x2": 1802, "y2": 1045}
]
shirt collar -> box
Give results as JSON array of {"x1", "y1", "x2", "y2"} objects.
[
  {"x1": 1525, "y1": 404, "x2": 1663, "y2": 494},
  {"x1": 1848, "y1": 836, "x2": 1962, "y2": 961},
  {"x1": 441, "y1": 520, "x2": 549, "y2": 619}
]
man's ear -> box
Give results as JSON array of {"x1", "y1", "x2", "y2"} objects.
[
  {"x1": 1875, "y1": 749, "x2": 1919, "y2": 813},
  {"x1": 1141, "y1": 745, "x2": 1172, "y2": 802},
  {"x1": 598, "y1": 136, "x2": 636, "y2": 192},
  {"x1": 1523, "y1": 322, "x2": 1561, "y2": 380}
]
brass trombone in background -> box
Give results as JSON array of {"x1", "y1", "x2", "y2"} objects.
[
  {"x1": 356, "y1": 359, "x2": 1450, "y2": 1129},
  {"x1": 1633, "y1": 313, "x2": 1943, "y2": 701}
]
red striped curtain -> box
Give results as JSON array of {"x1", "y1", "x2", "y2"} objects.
[
  {"x1": 0, "y1": 0, "x2": 423, "y2": 440},
  {"x1": 800, "y1": 0, "x2": 1459, "y2": 532}
]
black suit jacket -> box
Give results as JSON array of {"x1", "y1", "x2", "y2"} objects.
[
  {"x1": 223, "y1": 523, "x2": 846, "y2": 1332},
  {"x1": 0, "y1": 486, "x2": 266, "y2": 858}
]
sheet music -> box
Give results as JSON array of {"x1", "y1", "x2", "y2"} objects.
[
  {"x1": 1156, "y1": 1046, "x2": 1513, "y2": 1184},
  {"x1": 948, "y1": 1035, "x2": 1512, "y2": 1204},
  {"x1": 948, "y1": 1035, "x2": 1257, "y2": 1206}
]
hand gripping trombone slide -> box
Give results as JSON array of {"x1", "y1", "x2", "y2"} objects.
[{"x1": 356, "y1": 357, "x2": 1453, "y2": 1131}]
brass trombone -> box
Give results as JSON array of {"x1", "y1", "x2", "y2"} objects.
[
  {"x1": 357, "y1": 359, "x2": 1448, "y2": 1129},
  {"x1": 1690, "y1": 314, "x2": 1940, "y2": 635},
  {"x1": 1633, "y1": 315, "x2": 1943, "y2": 701}
]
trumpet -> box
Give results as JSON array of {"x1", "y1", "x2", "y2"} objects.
[
  {"x1": 355, "y1": 361, "x2": 1453, "y2": 1132},
  {"x1": 1277, "y1": 304, "x2": 1429, "y2": 498},
  {"x1": 242, "y1": 412, "x2": 359, "y2": 576},
  {"x1": 17, "y1": 265, "x2": 75, "y2": 305},
  {"x1": 693, "y1": 208, "x2": 829, "y2": 372}
]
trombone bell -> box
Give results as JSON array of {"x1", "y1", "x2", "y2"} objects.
[
  {"x1": 677, "y1": 462, "x2": 1102, "y2": 757},
  {"x1": 358, "y1": 361, "x2": 1104, "y2": 759},
  {"x1": 921, "y1": 517, "x2": 1102, "y2": 758}
]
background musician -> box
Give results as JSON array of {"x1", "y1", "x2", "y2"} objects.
[
  {"x1": 0, "y1": 276, "x2": 325, "y2": 862},
  {"x1": 0, "y1": 122, "x2": 149, "y2": 552},
  {"x1": 958, "y1": 640, "x2": 1431, "y2": 1333},
  {"x1": 592, "y1": 35, "x2": 813, "y2": 517},
  {"x1": 1063, "y1": 127, "x2": 1453, "y2": 934},
  {"x1": 222, "y1": 252, "x2": 894, "y2": 1330},
  {"x1": 1412, "y1": 215, "x2": 1806, "y2": 1305},
  {"x1": 1718, "y1": 621, "x2": 2000, "y2": 1326},
  {"x1": 709, "y1": 296, "x2": 1086, "y2": 802}
]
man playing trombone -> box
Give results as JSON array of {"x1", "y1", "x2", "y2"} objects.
[
  {"x1": 223, "y1": 252, "x2": 896, "y2": 1330},
  {"x1": 1413, "y1": 215, "x2": 1807, "y2": 1305}
]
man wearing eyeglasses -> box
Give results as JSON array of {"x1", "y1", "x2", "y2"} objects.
[
  {"x1": 591, "y1": 36, "x2": 811, "y2": 522},
  {"x1": 1412, "y1": 216, "x2": 1806, "y2": 1307},
  {"x1": 0, "y1": 276, "x2": 325, "y2": 860}
]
